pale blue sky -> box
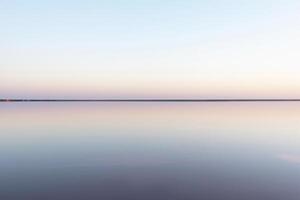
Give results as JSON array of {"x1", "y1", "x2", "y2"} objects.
[{"x1": 1, "y1": 0, "x2": 300, "y2": 98}]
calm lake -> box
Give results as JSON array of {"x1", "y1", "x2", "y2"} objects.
[{"x1": 0, "y1": 102, "x2": 300, "y2": 200}]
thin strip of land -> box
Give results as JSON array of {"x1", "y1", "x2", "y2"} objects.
[{"x1": 1, "y1": 99, "x2": 300, "y2": 102}]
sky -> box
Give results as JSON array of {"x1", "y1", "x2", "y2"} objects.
[{"x1": 1, "y1": 0, "x2": 300, "y2": 98}]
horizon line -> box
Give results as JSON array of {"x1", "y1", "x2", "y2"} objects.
[{"x1": 2, "y1": 98, "x2": 300, "y2": 102}]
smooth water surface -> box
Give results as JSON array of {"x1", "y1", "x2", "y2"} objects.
[{"x1": 0, "y1": 102, "x2": 300, "y2": 200}]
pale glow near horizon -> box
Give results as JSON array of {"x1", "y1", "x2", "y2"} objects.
[{"x1": 1, "y1": 0, "x2": 300, "y2": 98}]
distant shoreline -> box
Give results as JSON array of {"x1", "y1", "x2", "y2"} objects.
[{"x1": 1, "y1": 99, "x2": 300, "y2": 102}]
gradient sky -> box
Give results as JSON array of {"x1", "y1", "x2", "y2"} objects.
[{"x1": 1, "y1": 0, "x2": 300, "y2": 98}]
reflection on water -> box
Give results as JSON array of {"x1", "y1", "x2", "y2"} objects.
[{"x1": 0, "y1": 102, "x2": 300, "y2": 200}]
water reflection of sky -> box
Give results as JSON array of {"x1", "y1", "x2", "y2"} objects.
[{"x1": 0, "y1": 102, "x2": 300, "y2": 200}]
